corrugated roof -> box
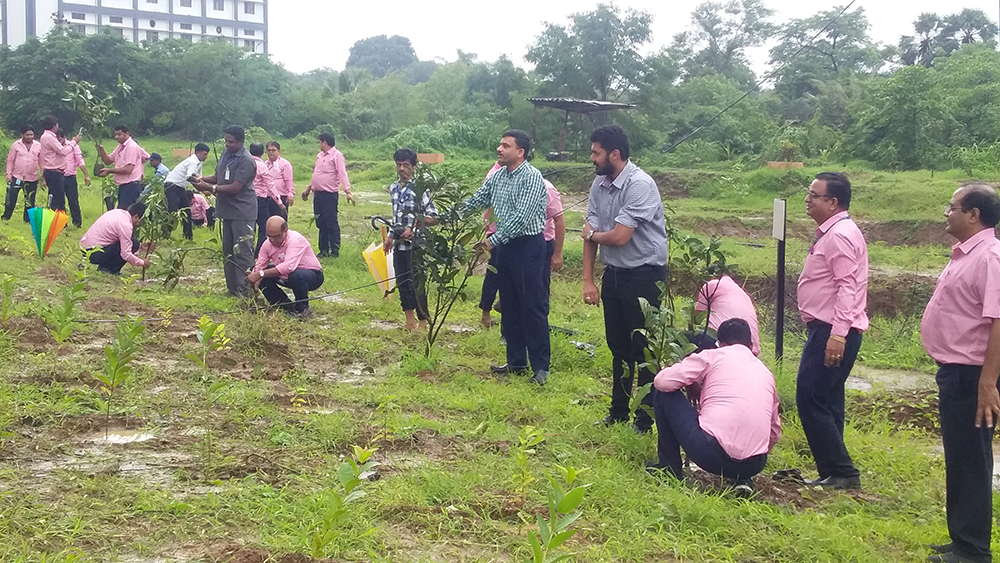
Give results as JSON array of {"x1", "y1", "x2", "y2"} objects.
[{"x1": 527, "y1": 97, "x2": 636, "y2": 113}]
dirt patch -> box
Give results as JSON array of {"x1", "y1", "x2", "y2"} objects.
[
  {"x1": 205, "y1": 541, "x2": 346, "y2": 563},
  {"x1": 683, "y1": 468, "x2": 879, "y2": 509},
  {"x1": 6, "y1": 315, "x2": 54, "y2": 352},
  {"x1": 81, "y1": 296, "x2": 159, "y2": 319},
  {"x1": 36, "y1": 264, "x2": 69, "y2": 282}
]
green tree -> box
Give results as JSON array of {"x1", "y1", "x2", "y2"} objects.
[
  {"x1": 527, "y1": 3, "x2": 652, "y2": 100},
  {"x1": 939, "y1": 9, "x2": 998, "y2": 53},
  {"x1": 466, "y1": 56, "x2": 528, "y2": 108},
  {"x1": 899, "y1": 13, "x2": 946, "y2": 67},
  {"x1": 345, "y1": 35, "x2": 418, "y2": 79},
  {"x1": 671, "y1": 0, "x2": 773, "y2": 88}
]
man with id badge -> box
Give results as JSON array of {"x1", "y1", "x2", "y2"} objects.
[
  {"x1": 4, "y1": 126, "x2": 42, "y2": 223},
  {"x1": 190, "y1": 125, "x2": 258, "y2": 298}
]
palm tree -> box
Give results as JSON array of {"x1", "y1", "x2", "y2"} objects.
[
  {"x1": 899, "y1": 13, "x2": 944, "y2": 67},
  {"x1": 939, "y1": 9, "x2": 999, "y2": 53}
]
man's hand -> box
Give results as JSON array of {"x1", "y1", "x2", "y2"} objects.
[
  {"x1": 72, "y1": 134, "x2": 82, "y2": 144},
  {"x1": 400, "y1": 226, "x2": 413, "y2": 240},
  {"x1": 84, "y1": 175, "x2": 91, "y2": 187},
  {"x1": 976, "y1": 378, "x2": 1000, "y2": 428},
  {"x1": 583, "y1": 280, "x2": 600, "y2": 306},
  {"x1": 551, "y1": 253, "x2": 564, "y2": 272},
  {"x1": 345, "y1": 192, "x2": 356, "y2": 205},
  {"x1": 139, "y1": 259, "x2": 151, "y2": 269},
  {"x1": 825, "y1": 336, "x2": 846, "y2": 368},
  {"x1": 685, "y1": 382, "x2": 703, "y2": 410},
  {"x1": 97, "y1": 168, "x2": 111, "y2": 178},
  {"x1": 474, "y1": 239, "x2": 493, "y2": 255},
  {"x1": 301, "y1": 188, "x2": 311, "y2": 201},
  {"x1": 286, "y1": 197, "x2": 294, "y2": 208},
  {"x1": 247, "y1": 270, "x2": 262, "y2": 285},
  {"x1": 381, "y1": 236, "x2": 393, "y2": 255},
  {"x1": 4, "y1": 176, "x2": 11, "y2": 185},
  {"x1": 582, "y1": 220, "x2": 596, "y2": 242}
]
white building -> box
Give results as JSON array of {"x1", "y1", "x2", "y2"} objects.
[{"x1": 1, "y1": 0, "x2": 268, "y2": 54}]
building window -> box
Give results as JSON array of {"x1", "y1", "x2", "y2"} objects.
[
  {"x1": 244, "y1": 39, "x2": 254, "y2": 48},
  {"x1": 213, "y1": 0, "x2": 224, "y2": 10},
  {"x1": 216, "y1": 25, "x2": 223, "y2": 34},
  {"x1": 180, "y1": 23, "x2": 192, "y2": 30},
  {"x1": 244, "y1": 29, "x2": 254, "y2": 36},
  {"x1": 71, "y1": 12, "x2": 85, "y2": 20},
  {"x1": 149, "y1": 20, "x2": 156, "y2": 28},
  {"x1": 110, "y1": 16, "x2": 123, "y2": 23},
  {"x1": 116, "y1": 28, "x2": 125, "y2": 37},
  {"x1": 147, "y1": 0, "x2": 158, "y2": 3},
  {"x1": 244, "y1": 2, "x2": 255, "y2": 15},
  {"x1": 75, "y1": 24, "x2": 87, "y2": 34},
  {"x1": 180, "y1": 0, "x2": 192, "y2": 6},
  {"x1": 148, "y1": 31, "x2": 159, "y2": 42},
  {"x1": 183, "y1": 34, "x2": 193, "y2": 42}
]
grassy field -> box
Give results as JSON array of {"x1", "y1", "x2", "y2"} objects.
[{"x1": 0, "y1": 141, "x2": 993, "y2": 562}]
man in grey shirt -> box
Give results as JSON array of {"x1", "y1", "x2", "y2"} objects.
[
  {"x1": 191, "y1": 125, "x2": 257, "y2": 297},
  {"x1": 582, "y1": 125, "x2": 668, "y2": 433}
]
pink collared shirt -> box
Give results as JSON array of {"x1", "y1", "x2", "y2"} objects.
[
  {"x1": 6, "y1": 139, "x2": 41, "y2": 182},
  {"x1": 654, "y1": 345, "x2": 781, "y2": 460},
  {"x1": 253, "y1": 156, "x2": 281, "y2": 203},
  {"x1": 190, "y1": 193, "x2": 209, "y2": 221},
  {"x1": 254, "y1": 230, "x2": 322, "y2": 279},
  {"x1": 268, "y1": 156, "x2": 294, "y2": 198},
  {"x1": 309, "y1": 147, "x2": 351, "y2": 193},
  {"x1": 797, "y1": 211, "x2": 869, "y2": 336},
  {"x1": 542, "y1": 182, "x2": 562, "y2": 242},
  {"x1": 39, "y1": 130, "x2": 75, "y2": 171},
  {"x1": 80, "y1": 209, "x2": 142, "y2": 266},
  {"x1": 108, "y1": 137, "x2": 146, "y2": 185},
  {"x1": 696, "y1": 275, "x2": 761, "y2": 356},
  {"x1": 921, "y1": 228, "x2": 1000, "y2": 365},
  {"x1": 63, "y1": 144, "x2": 85, "y2": 177}
]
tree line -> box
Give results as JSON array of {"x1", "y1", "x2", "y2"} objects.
[{"x1": 1, "y1": 2, "x2": 999, "y2": 171}]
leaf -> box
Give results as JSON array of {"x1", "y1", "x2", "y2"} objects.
[
  {"x1": 556, "y1": 486, "x2": 587, "y2": 514},
  {"x1": 537, "y1": 515, "x2": 551, "y2": 546},
  {"x1": 548, "y1": 529, "x2": 577, "y2": 550},
  {"x1": 337, "y1": 462, "x2": 356, "y2": 490},
  {"x1": 528, "y1": 531, "x2": 544, "y2": 563},
  {"x1": 554, "y1": 510, "x2": 582, "y2": 532}
]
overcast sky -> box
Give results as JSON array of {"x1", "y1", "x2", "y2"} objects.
[{"x1": 269, "y1": 0, "x2": 1000, "y2": 75}]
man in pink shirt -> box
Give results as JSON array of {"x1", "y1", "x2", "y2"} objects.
[
  {"x1": 266, "y1": 141, "x2": 295, "y2": 213},
  {"x1": 302, "y1": 132, "x2": 354, "y2": 258},
  {"x1": 647, "y1": 318, "x2": 781, "y2": 494},
  {"x1": 796, "y1": 172, "x2": 868, "y2": 490},
  {"x1": 249, "y1": 143, "x2": 285, "y2": 254},
  {"x1": 3, "y1": 126, "x2": 42, "y2": 223},
  {"x1": 80, "y1": 202, "x2": 150, "y2": 275},
  {"x1": 189, "y1": 192, "x2": 213, "y2": 228},
  {"x1": 694, "y1": 273, "x2": 761, "y2": 355},
  {"x1": 38, "y1": 115, "x2": 82, "y2": 213},
  {"x1": 248, "y1": 216, "x2": 324, "y2": 318},
  {"x1": 920, "y1": 184, "x2": 1000, "y2": 563},
  {"x1": 58, "y1": 129, "x2": 91, "y2": 228},
  {"x1": 96, "y1": 125, "x2": 147, "y2": 211}
]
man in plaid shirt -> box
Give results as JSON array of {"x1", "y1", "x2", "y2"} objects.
[{"x1": 382, "y1": 148, "x2": 439, "y2": 331}]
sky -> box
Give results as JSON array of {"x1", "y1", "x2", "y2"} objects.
[{"x1": 268, "y1": 0, "x2": 1000, "y2": 75}]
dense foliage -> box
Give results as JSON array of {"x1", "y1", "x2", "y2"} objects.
[{"x1": 2, "y1": 3, "x2": 1000, "y2": 170}]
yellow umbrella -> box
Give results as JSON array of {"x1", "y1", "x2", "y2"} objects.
[{"x1": 362, "y1": 241, "x2": 396, "y2": 296}]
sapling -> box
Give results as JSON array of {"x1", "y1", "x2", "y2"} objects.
[
  {"x1": 527, "y1": 465, "x2": 591, "y2": 563},
  {"x1": 186, "y1": 315, "x2": 231, "y2": 370},
  {"x1": 43, "y1": 276, "x2": 86, "y2": 347},
  {"x1": 95, "y1": 316, "x2": 145, "y2": 438},
  {"x1": 0, "y1": 274, "x2": 14, "y2": 325},
  {"x1": 307, "y1": 445, "x2": 379, "y2": 558},
  {"x1": 514, "y1": 426, "x2": 546, "y2": 498}
]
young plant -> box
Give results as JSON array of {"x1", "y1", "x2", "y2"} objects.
[
  {"x1": 372, "y1": 395, "x2": 400, "y2": 445},
  {"x1": 43, "y1": 276, "x2": 87, "y2": 347},
  {"x1": 186, "y1": 315, "x2": 231, "y2": 370},
  {"x1": 527, "y1": 465, "x2": 590, "y2": 563},
  {"x1": 63, "y1": 76, "x2": 132, "y2": 148},
  {"x1": 306, "y1": 445, "x2": 379, "y2": 559},
  {"x1": 135, "y1": 176, "x2": 177, "y2": 281},
  {"x1": 94, "y1": 316, "x2": 145, "y2": 438},
  {"x1": 514, "y1": 426, "x2": 546, "y2": 498},
  {"x1": 198, "y1": 376, "x2": 235, "y2": 476},
  {"x1": 0, "y1": 274, "x2": 14, "y2": 325}
]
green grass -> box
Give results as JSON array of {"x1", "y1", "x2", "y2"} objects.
[{"x1": 0, "y1": 152, "x2": 985, "y2": 562}]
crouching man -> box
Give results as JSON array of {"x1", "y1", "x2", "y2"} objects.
[
  {"x1": 80, "y1": 202, "x2": 150, "y2": 275},
  {"x1": 248, "y1": 216, "x2": 323, "y2": 318},
  {"x1": 647, "y1": 318, "x2": 781, "y2": 493}
]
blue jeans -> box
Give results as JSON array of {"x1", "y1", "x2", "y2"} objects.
[
  {"x1": 260, "y1": 269, "x2": 324, "y2": 313},
  {"x1": 653, "y1": 388, "x2": 767, "y2": 480}
]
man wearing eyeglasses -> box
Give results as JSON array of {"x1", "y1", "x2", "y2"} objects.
[{"x1": 796, "y1": 172, "x2": 869, "y2": 489}]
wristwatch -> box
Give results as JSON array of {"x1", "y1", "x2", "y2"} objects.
[
  {"x1": 586, "y1": 229, "x2": 595, "y2": 241},
  {"x1": 212, "y1": 185, "x2": 218, "y2": 195}
]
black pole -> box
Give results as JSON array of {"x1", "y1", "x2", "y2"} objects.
[{"x1": 776, "y1": 237, "x2": 785, "y2": 361}]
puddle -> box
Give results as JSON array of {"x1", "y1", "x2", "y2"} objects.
[
  {"x1": 82, "y1": 430, "x2": 156, "y2": 444},
  {"x1": 847, "y1": 366, "x2": 935, "y2": 393},
  {"x1": 321, "y1": 362, "x2": 380, "y2": 387}
]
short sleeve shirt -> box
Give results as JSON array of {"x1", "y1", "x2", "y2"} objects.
[
  {"x1": 586, "y1": 161, "x2": 668, "y2": 268},
  {"x1": 213, "y1": 147, "x2": 257, "y2": 221}
]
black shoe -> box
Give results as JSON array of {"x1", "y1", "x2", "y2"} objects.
[
  {"x1": 490, "y1": 364, "x2": 529, "y2": 375},
  {"x1": 599, "y1": 414, "x2": 628, "y2": 427},
  {"x1": 929, "y1": 543, "x2": 953, "y2": 555},
  {"x1": 808, "y1": 475, "x2": 861, "y2": 489},
  {"x1": 631, "y1": 422, "x2": 652, "y2": 435},
  {"x1": 530, "y1": 370, "x2": 548, "y2": 385},
  {"x1": 927, "y1": 552, "x2": 982, "y2": 563},
  {"x1": 317, "y1": 252, "x2": 331, "y2": 258}
]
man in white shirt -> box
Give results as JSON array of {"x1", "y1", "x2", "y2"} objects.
[{"x1": 164, "y1": 143, "x2": 209, "y2": 240}]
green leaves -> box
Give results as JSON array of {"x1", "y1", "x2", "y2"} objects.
[
  {"x1": 94, "y1": 316, "x2": 145, "y2": 438},
  {"x1": 0, "y1": 274, "x2": 14, "y2": 325},
  {"x1": 43, "y1": 280, "x2": 87, "y2": 347},
  {"x1": 527, "y1": 465, "x2": 590, "y2": 563},
  {"x1": 188, "y1": 315, "x2": 231, "y2": 370}
]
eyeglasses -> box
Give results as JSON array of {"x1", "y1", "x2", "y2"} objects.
[
  {"x1": 806, "y1": 191, "x2": 834, "y2": 200},
  {"x1": 945, "y1": 204, "x2": 962, "y2": 215}
]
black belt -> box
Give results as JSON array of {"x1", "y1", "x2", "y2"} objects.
[{"x1": 604, "y1": 263, "x2": 665, "y2": 273}]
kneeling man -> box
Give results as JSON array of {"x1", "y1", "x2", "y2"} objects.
[
  {"x1": 648, "y1": 318, "x2": 781, "y2": 489},
  {"x1": 80, "y1": 202, "x2": 150, "y2": 275},
  {"x1": 248, "y1": 216, "x2": 323, "y2": 318}
]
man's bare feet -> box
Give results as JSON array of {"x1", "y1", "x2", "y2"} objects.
[
  {"x1": 481, "y1": 312, "x2": 494, "y2": 328},
  {"x1": 418, "y1": 320, "x2": 427, "y2": 330},
  {"x1": 405, "y1": 320, "x2": 418, "y2": 331}
]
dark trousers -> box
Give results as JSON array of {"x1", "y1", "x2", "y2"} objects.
[
  {"x1": 255, "y1": 197, "x2": 285, "y2": 254},
  {"x1": 796, "y1": 320, "x2": 863, "y2": 479},
  {"x1": 602, "y1": 264, "x2": 666, "y2": 429},
  {"x1": 64, "y1": 175, "x2": 82, "y2": 227},
  {"x1": 117, "y1": 181, "x2": 142, "y2": 210},
  {"x1": 496, "y1": 234, "x2": 550, "y2": 372},
  {"x1": 165, "y1": 183, "x2": 193, "y2": 240},
  {"x1": 543, "y1": 238, "x2": 555, "y2": 312},
  {"x1": 44, "y1": 169, "x2": 65, "y2": 211},
  {"x1": 393, "y1": 248, "x2": 428, "y2": 320},
  {"x1": 260, "y1": 269, "x2": 324, "y2": 313},
  {"x1": 313, "y1": 191, "x2": 340, "y2": 256},
  {"x1": 222, "y1": 218, "x2": 255, "y2": 297},
  {"x1": 937, "y1": 364, "x2": 997, "y2": 563},
  {"x1": 87, "y1": 236, "x2": 139, "y2": 274},
  {"x1": 653, "y1": 388, "x2": 768, "y2": 480},
  {"x1": 3, "y1": 179, "x2": 38, "y2": 222},
  {"x1": 279, "y1": 196, "x2": 290, "y2": 219},
  {"x1": 480, "y1": 250, "x2": 501, "y2": 312}
]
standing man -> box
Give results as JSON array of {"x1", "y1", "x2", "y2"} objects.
[
  {"x1": 249, "y1": 216, "x2": 324, "y2": 318},
  {"x1": 96, "y1": 125, "x2": 148, "y2": 210},
  {"x1": 148, "y1": 153, "x2": 170, "y2": 180},
  {"x1": 796, "y1": 172, "x2": 868, "y2": 489},
  {"x1": 250, "y1": 142, "x2": 285, "y2": 254},
  {"x1": 582, "y1": 125, "x2": 668, "y2": 433},
  {"x1": 456, "y1": 130, "x2": 550, "y2": 385},
  {"x1": 58, "y1": 129, "x2": 91, "y2": 228},
  {"x1": 921, "y1": 184, "x2": 1000, "y2": 563},
  {"x1": 302, "y1": 132, "x2": 354, "y2": 258},
  {"x1": 266, "y1": 141, "x2": 295, "y2": 214},
  {"x1": 543, "y1": 179, "x2": 565, "y2": 300},
  {"x1": 382, "y1": 148, "x2": 439, "y2": 331},
  {"x1": 190, "y1": 125, "x2": 257, "y2": 298},
  {"x1": 39, "y1": 115, "x2": 81, "y2": 212},
  {"x1": 3, "y1": 126, "x2": 42, "y2": 222},
  {"x1": 164, "y1": 143, "x2": 210, "y2": 240},
  {"x1": 80, "y1": 202, "x2": 151, "y2": 275}
]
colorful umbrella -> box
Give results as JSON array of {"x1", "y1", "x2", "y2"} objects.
[
  {"x1": 27, "y1": 207, "x2": 69, "y2": 258},
  {"x1": 362, "y1": 241, "x2": 396, "y2": 296}
]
